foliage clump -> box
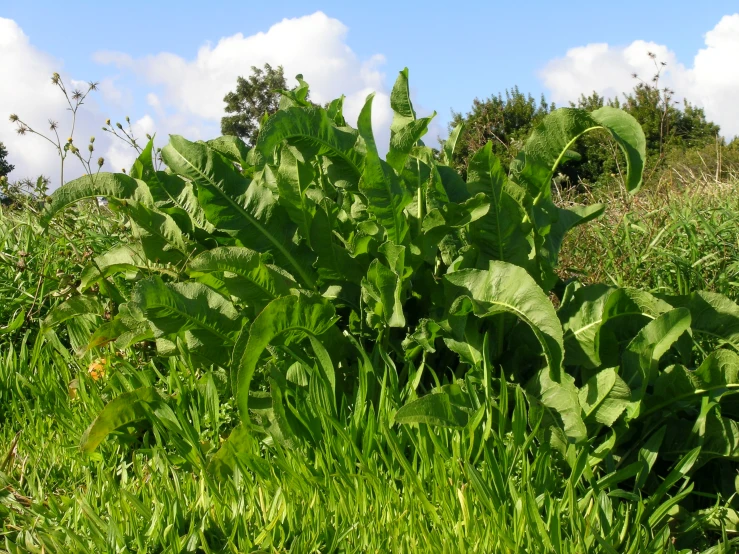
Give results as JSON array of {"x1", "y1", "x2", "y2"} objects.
[{"x1": 5, "y1": 66, "x2": 739, "y2": 551}]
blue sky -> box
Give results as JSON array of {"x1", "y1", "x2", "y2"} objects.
[{"x1": 2, "y1": 1, "x2": 739, "y2": 184}]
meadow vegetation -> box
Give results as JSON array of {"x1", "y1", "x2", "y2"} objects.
[{"x1": 2, "y1": 68, "x2": 739, "y2": 553}]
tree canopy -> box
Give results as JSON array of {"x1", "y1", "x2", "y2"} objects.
[{"x1": 221, "y1": 64, "x2": 288, "y2": 146}]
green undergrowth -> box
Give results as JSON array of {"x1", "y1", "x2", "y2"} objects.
[
  {"x1": 2, "y1": 333, "x2": 735, "y2": 552},
  {"x1": 560, "y1": 179, "x2": 739, "y2": 301},
  {"x1": 3, "y1": 67, "x2": 739, "y2": 553}
]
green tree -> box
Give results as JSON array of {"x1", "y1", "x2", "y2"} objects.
[
  {"x1": 449, "y1": 87, "x2": 553, "y2": 177},
  {"x1": 0, "y1": 142, "x2": 14, "y2": 178},
  {"x1": 221, "y1": 64, "x2": 288, "y2": 146}
]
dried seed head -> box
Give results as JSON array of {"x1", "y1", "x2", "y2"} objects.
[
  {"x1": 125, "y1": 116, "x2": 130, "y2": 123},
  {"x1": 16, "y1": 259, "x2": 26, "y2": 271},
  {"x1": 97, "y1": 157, "x2": 105, "y2": 167},
  {"x1": 51, "y1": 72, "x2": 61, "y2": 84},
  {"x1": 89, "y1": 136, "x2": 95, "y2": 143},
  {"x1": 121, "y1": 168, "x2": 126, "y2": 174},
  {"x1": 48, "y1": 119, "x2": 58, "y2": 131},
  {"x1": 88, "y1": 144, "x2": 94, "y2": 152},
  {"x1": 146, "y1": 133, "x2": 152, "y2": 140},
  {"x1": 9, "y1": 114, "x2": 19, "y2": 123}
]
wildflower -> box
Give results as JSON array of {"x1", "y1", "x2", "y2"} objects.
[
  {"x1": 125, "y1": 116, "x2": 130, "y2": 123},
  {"x1": 106, "y1": 119, "x2": 111, "y2": 126},
  {"x1": 87, "y1": 358, "x2": 107, "y2": 381},
  {"x1": 9, "y1": 114, "x2": 19, "y2": 123},
  {"x1": 51, "y1": 72, "x2": 61, "y2": 84},
  {"x1": 49, "y1": 119, "x2": 58, "y2": 131},
  {"x1": 88, "y1": 144, "x2": 94, "y2": 152},
  {"x1": 116, "y1": 122, "x2": 123, "y2": 130},
  {"x1": 67, "y1": 137, "x2": 73, "y2": 143},
  {"x1": 97, "y1": 157, "x2": 104, "y2": 167}
]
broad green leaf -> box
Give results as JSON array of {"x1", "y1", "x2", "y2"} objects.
[
  {"x1": 526, "y1": 369, "x2": 586, "y2": 443},
  {"x1": 558, "y1": 283, "x2": 613, "y2": 368},
  {"x1": 442, "y1": 122, "x2": 464, "y2": 166},
  {"x1": 79, "y1": 244, "x2": 151, "y2": 291},
  {"x1": 466, "y1": 143, "x2": 535, "y2": 268},
  {"x1": 597, "y1": 287, "x2": 673, "y2": 366},
  {"x1": 274, "y1": 145, "x2": 317, "y2": 240},
  {"x1": 129, "y1": 139, "x2": 168, "y2": 203},
  {"x1": 621, "y1": 307, "x2": 692, "y2": 396},
  {"x1": 395, "y1": 384, "x2": 471, "y2": 428},
  {"x1": 207, "y1": 423, "x2": 257, "y2": 479},
  {"x1": 157, "y1": 172, "x2": 214, "y2": 232},
  {"x1": 41, "y1": 173, "x2": 153, "y2": 226},
  {"x1": 445, "y1": 262, "x2": 564, "y2": 380},
  {"x1": 277, "y1": 74, "x2": 311, "y2": 109},
  {"x1": 233, "y1": 294, "x2": 338, "y2": 421},
  {"x1": 540, "y1": 202, "x2": 605, "y2": 270},
  {"x1": 42, "y1": 296, "x2": 104, "y2": 330},
  {"x1": 386, "y1": 68, "x2": 435, "y2": 171},
  {"x1": 326, "y1": 95, "x2": 347, "y2": 126},
  {"x1": 80, "y1": 387, "x2": 161, "y2": 453},
  {"x1": 256, "y1": 105, "x2": 364, "y2": 184},
  {"x1": 87, "y1": 304, "x2": 153, "y2": 350},
  {"x1": 357, "y1": 94, "x2": 412, "y2": 245},
  {"x1": 663, "y1": 291, "x2": 739, "y2": 351},
  {"x1": 578, "y1": 367, "x2": 630, "y2": 426},
  {"x1": 646, "y1": 350, "x2": 739, "y2": 416},
  {"x1": 361, "y1": 251, "x2": 406, "y2": 329},
  {"x1": 122, "y1": 201, "x2": 196, "y2": 261},
  {"x1": 510, "y1": 107, "x2": 646, "y2": 197},
  {"x1": 206, "y1": 135, "x2": 250, "y2": 167},
  {"x1": 188, "y1": 246, "x2": 296, "y2": 311},
  {"x1": 131, "y1": 276, "x2": 241, "y2": 366},
  {"x1": 162, "y1": 135, "x2": 315, "y2": 288},
  {"x1": 310, "y1": 198, "x2": 364, "y2": 283}
]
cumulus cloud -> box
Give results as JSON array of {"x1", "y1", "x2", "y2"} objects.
[
  {"x1": 94, "y1": 12, "x2": 394, "y2": 153},
  {"x1": 2, "y1": 12, "x2": 399, "y2": 188},
  {"x1": 540, "y1": 14, "x2": 739, "y2": 138}
]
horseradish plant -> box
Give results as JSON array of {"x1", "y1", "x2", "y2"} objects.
[{"x1": 43, "y1": 70, "x2": 739, "y2": 501}]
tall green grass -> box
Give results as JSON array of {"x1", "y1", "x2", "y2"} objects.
[
  {"x1": 2, "y1": 330, "x2": 734, "y2": 552},
  {"x1": 559, "y1": 179, "x2": 739, "y2": 301}
]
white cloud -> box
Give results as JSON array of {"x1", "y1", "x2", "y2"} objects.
[
  {"x1": 540, "y1": 14, "x2": 739, "y2": 138},
  {"x1": 0, "y1": 18, "x2": 124, "y2": 186},
  {"x1": 94, "y1": 11, "x2": 394, "y2": 149}
]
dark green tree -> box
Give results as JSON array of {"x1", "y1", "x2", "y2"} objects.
[
  {"x1": 0, "y1": 142, "x2": 14, "y2": 178},
  {"x1": 221, "y1": 64, "x2": 288, "y2": 146},
  {"x1": 449, "y1": 87, "x2": 553, "y2": 177}
]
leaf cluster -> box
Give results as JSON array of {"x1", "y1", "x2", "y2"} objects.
[{"x1": 39, "y1": 67, "x2": 739, "y2": 522}]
